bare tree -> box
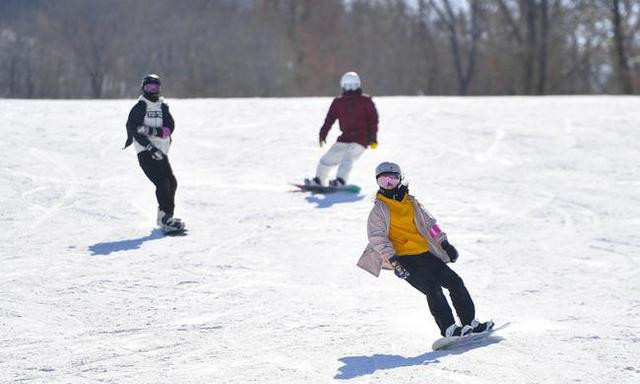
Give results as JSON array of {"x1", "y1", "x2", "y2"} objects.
[
  {"x1": 493, "y1": 0, "x2": 566, "y2": 94},
  {"x1": 1, "y1": 0, "x2": 638, "y2": 98},
  {"x1": 416, "y1": 0, "x2": 442, "y2": 94},
  {"x1": 43, "y1": 0, "x2": 129, "y2": 98},
  {"x1": 494, "y1": 0, "x2": 535, "y2": 94},
  {"x1": 608, "y1": 0, "x2": 634, "y2": 93},
  {"x1": 536, "y1": 0, "x2": 549, "y2": 94},
  {"x1": 429, "y1": 0, "x2": 482, "y2": 95},
  {"x1": 559, "y1": 0, "x2": 605, "y2": 93}
]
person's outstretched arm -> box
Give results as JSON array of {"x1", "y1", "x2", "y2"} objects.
[{"x1": 319, "y1": 98, "x2": 338, "y2": 146}]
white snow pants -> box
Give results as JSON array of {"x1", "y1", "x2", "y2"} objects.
[{"x1": 315, "y1": 142, "x2": 366, "y2": 184}]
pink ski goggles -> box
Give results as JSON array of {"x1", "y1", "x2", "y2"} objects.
[
  {"x1": 143, "y1": 83, "x2": 160, "y2": 93},
  {"x1": 377, "y1": 173, "x2": 401, "y2": 189}
]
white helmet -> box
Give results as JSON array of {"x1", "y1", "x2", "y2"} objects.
[
  {"x1": 340, "y1": 71, "x2": 361, "y2": 91},
  {"x1": 375, "y1": 161, "x2": 402, "y2": 178}
]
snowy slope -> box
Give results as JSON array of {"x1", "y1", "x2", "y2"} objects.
[{"x1": 1, "y1": 96, "x2": 639, "y2": 384}]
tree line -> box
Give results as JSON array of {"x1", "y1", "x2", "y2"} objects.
[{"x1": 1, "y1": 0, "x2": 638, "y2": 98}]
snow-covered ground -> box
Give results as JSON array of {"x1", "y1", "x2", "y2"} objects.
[{"x1": 1, "y1": 96, "x2": 639, "y2": 383}]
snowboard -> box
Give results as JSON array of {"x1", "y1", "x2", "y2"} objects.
[
  {"x1": 432, "y1": 321, "x2": 507, "y2": 351},
  {"x1": 291, "y1": 183, "x2": 361, "y2": 194}
]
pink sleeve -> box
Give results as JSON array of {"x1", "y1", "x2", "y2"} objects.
[{"x1": 429, "y1": 224, "x2": 442, "y2": 238}]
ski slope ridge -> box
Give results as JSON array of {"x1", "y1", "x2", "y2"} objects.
[{"x1": 0, "y1": 96, "x2": 638, "y2": 383}]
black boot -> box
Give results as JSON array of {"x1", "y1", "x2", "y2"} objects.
[
  {"x1": 445, "y1": 323, "x2": 471, "y2": 337},
  {"x1": 305, "y1": 177, "x2": 323, "y2": 186},
  {"x1": 469, "y1": 319, "x2": 494, "y2": 334},
  {"x1": 329, "y1": 177, "x2": 345, "y2": 187}
]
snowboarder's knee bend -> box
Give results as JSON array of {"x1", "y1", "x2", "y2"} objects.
[
  {"x1": 425, "y1": 286, "x2": 447, "y2": 301},
  {"x1": 442, "y1": 273, "x2": 465, "y2": 290}
]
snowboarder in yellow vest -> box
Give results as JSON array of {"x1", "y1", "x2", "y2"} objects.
[{"x1": 358, "y1": 161, "x2": 493, "y2": 338}]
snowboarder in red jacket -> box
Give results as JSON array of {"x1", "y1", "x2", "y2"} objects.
[{"x1": 306, "y1": 72, "x2": 379, "y2": 187}]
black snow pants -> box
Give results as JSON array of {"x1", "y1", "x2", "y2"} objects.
[
  {"x1": 137, "y1": 151, "x2": 177, "y2": 218},
  {"x1": 397, "y1": 251, "x2": 476, "y2": 336}
]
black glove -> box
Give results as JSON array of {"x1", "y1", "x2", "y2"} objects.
[
  {"x1": 441, "y1": 240, "x2": 459, "y2": 263},
  {"x1": 388, "y1": 255, "x2": 410, "y2": 279},
  {"x1": 145, "y1": 144, "x2": 164, "y2": 161},
  {"x1": 319, "y1": 136, "x2": 327, "y2": 147}
]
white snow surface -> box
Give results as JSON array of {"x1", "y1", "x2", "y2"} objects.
[{"x1": 1, "y1": 96, "x2": 639, "y2": 383}]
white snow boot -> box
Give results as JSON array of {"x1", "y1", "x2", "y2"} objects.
[
  {"x1": 468, "y1": 319, "x2": 494, "y2": 334},
  {"x1": 157, "y1": 209, "x2": 185, "y2": 233},
  {"x1": 445, "y1": 323, "x2": 472, "y2": 337},
  {"x1": 157, "y1": 209, "x2": 167, "y2": 226},
  {"x1": 162, "y1": 217, "x2": 185, "y2": 233}
]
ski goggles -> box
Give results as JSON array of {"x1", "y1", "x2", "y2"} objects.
[
  {"x1": 377, "y1": 173, "x2": 401, "y2": 189},
  {"x1": 143, "y1": 83, "x2": 161, "y2": 93}
]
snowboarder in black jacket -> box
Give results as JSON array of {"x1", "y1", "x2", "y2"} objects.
[{"x1": 124, "y1": 74, "x2": 184, "y2": 233}]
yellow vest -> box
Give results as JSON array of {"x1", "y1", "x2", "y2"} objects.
[{"x1": 377, "y1": 193, "x2": 429, "y2": 256}]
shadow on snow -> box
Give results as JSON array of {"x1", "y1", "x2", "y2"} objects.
[
  {"x1": 88, "y1": 228, "x2": 165, "y2": 256},
  {"x1": 305, "y1": 193, "x2": 365, "y2": 208},
  {"x1": 334, "y1": 335, "x2": 504, "y2": 380}
]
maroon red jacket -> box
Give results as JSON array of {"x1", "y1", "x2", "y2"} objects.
[{"x1": 319, "y1": 90, "x2": 378, "y2": 148}]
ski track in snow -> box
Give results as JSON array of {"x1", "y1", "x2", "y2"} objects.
[{"x1": 1, "y1": 97, "x2": 639, "y2": 383}]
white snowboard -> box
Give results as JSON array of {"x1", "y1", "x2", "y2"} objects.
[{"x1": 432, "y1": 322, "x2": 507, "y2": 351}]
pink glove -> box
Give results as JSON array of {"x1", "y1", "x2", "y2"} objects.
[
  {"x1": 137, "y1": 126, "x2": 171, "y2": 138},
  {"x1": 159, "y1": 127, "x2": 171, "y2": 138}
]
